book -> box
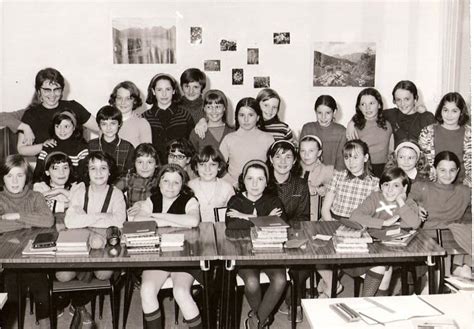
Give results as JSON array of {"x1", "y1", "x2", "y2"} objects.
[
  {"x1": 32, "y1": 232, "x2": 58, "y2": 249},
  {"x1": 160, "y1": 233, "x2": 185, "y2": 247},
  {"x1": 22, "y1": 240, "x2": 56, "y2": 256},
  {"x1": 122, "y1": 221, "x2": 157, "y2": 237},
  {"x1": 368, "y1": 225, "x2": 402, "y2": 241},
  {"x1": 55, "y1": 246, "x2": 91, "y2": 257},
  {"x1": 444, "y1": 276, "x2": 474, "y2": 291},
  {"x1": 380, "y1": 230, "x2": 418, "y2": 247},
  {"x1": 126, "y1": 245, "x2": 161, "y2": 254},
  {"x1": 250, "y1": 216, "x2": 289, "y2": 229},
  {"x1": 335, "y1": 224, "x2": 364, "y2": 238},
  {"x1": 56, "y1": 229, "x2": 90, "y2": 247},
  {"x1": 333, "y1": 231, "x2": 373, "y2": 244}
]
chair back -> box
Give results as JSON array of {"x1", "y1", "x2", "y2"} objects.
[{"x1": 214, "y1": 207, "x2": 227, "y2": 222}]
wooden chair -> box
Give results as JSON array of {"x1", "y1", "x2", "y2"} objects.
[{"x1": 47, "y1": 272, "x2": 123, "y2": 329}]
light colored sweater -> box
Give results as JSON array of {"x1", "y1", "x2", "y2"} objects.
[
  {"x1": 188, "y1": 178, "x2": 235, "y2": 222},
  {"x1": 219, "y1": 128, "x2": 274, "y2": 185},
  {"x1": 64, "y1": 182, "x2": 126, "y2": 229},
  {"x1": 356, "y1": 120, "x2": 392, "y2": 164},
  {"x1": 119, "y1": 115, "x2": 153, "y2": 148}
]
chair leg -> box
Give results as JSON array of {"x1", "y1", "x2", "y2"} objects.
[
  {"x1": 17, "y1": 273, "x2": 24, "y2": 329},
  {"x1": 28, "y1": 287, "x2": 34, "y2": 315},
  {"x1": 174, "y1": 300, "x2": 180, "y2": 325},
  {"x1": 309, "y1": 271, "x2": 316, "y2": 298},
  {"x1": 122, "y1": 271, "x2": 135, "y2": 329},
  {"x1": 110, "y1": 282, "x2": 119, "y2": 329},
  {"x1": 330, "y1": 267, "x2": 338, "y2": 298},
  {"x1": 99, "y1": 292, "x2": 105, "y2": 319},
  {"x1": 91, "y1": 294, "x2": 96, "y2": 320},
  {"x1": 354, "y1": 277, "x2": 363, "y2": 297}
]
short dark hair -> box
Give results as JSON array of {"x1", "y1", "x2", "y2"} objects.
[
  {"x1": 392, "y1": 80, "x2": 419, "y2": 102},
  {"x1": 42, "y1": 152, "x2": 76, "y2": 187},
  {"x1": 166, "y1": 139, "x2": 196, "y2": 159},
  {"x1": 190, "y1": 145, "x2": 227, "y2": 177},
  {"x1": 234, "y1": 97, "x2": 264, "y2": 129},
  {"x1": 84, "y1": 151, "x2": 118, "y2": 185},
  {"x1": 49, "y1": 110, "x2": 83, "y2": 140},
  {"x1": 96, "y1": 105, "x2": 123, "y2": 127},
  {"x1": 314, "y1": 95, "x2": 337, "y2": 112},
  {"x1": 156, "y1": 163, "x2": 193, "y2": 197},
  {"x1": 145, "y1": 73, "x2": 181, "y2": 106},
  {"x1": 0, "y1": 154, "x2": 33, "y2": 189},
  {"x1": 237, "y1": 160, "x2": 277, "y2": 196},
  {"x1": 180, "y1": 68, "x2": 206, "y2": 90},
  {"x1": 131, "y1": 143, "x2": 161, "y2": 175},
  {"x1": 434, "y1": 92, "x2": 470, "y2": 126},
  {"x1": 109, "y1": 81, "x2": 143, "y2": 111},
  {"x1": 35, "y1": 68, "x2": 65, "y2": 91},
  {"x1": 266, "y1": 140, "x2": 301, "y2": 177},
  {"x1": 380, "y1": 167, "x2": 411, "y2": 194}
]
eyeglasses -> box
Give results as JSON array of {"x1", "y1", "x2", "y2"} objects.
[
  {"x1": 168, "y1": 153, "x2": 187, "y2": 161},
  {"x1": 40, "y1": 87, "x2": 62, "y2": 95},
  {"x1": 116, "y1": 96, "x2": 133, "y2": 103}
]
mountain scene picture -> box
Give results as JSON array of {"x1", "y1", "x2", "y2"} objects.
[
  {"x1": 313, "y1": 42, "x2": 375, "y2": 87},
  {"x1": 113, "y1": 18, "x2": 176, "y2": 64}
]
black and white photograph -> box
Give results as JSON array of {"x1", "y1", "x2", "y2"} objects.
[
  {"x1": 313, "y1": 42, "x2": 376, "y2": 87},
  {"x1": 253, "y1": 76, "x2": 270, "y2": 88},
  {"x1": 203, "y1": 59, "x2": 221, "y2": 71},
  {"x1": 112, "y1": 17, "x2": 176, "y2": 64},
  {"x1": 247, "y1": 48, "x2": 259, "y2": 64},
  {"x1": 190, "y1": 26, "x2": 202, "y2": 44},
  {"x1": 220, "y1": 39, "x2": 237, "y2": 51},
  {"x1": 273, "y1": 32, "x2": 290, "y2": 44},
  {"x1": 0, "y1": 1, "x2": 471, "y2": 329},
  {"x1": 232, "y1": 68, "x2": 244, "y2": 85}
]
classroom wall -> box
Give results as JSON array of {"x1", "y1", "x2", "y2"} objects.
[{"x1": 0, "y1": 0, "x2": 466, "y2": 136}]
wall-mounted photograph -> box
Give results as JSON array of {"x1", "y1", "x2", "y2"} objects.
[
  {"x1": 190, "y1": 26, "x2": 202, "y2": 44},
  {"x1": 220, "y1": 39, "x2": 237, "y2": 51},
  {"x1": 232, "y1": 69, "x2": 244, "y2": 85},
  {"x1": 313, "y1": 42, "x2": 376, "y2": 87},
  {"x1": 254, "y1": 76, "x2": 270, "y2": 88},
  {"x1": 247, "y1": 48, "x2": 259, "y2": 64},
  {"x1": 112, "y1": 17, "x2": 176, "y2": 64},
  {"x1": 273, "y1": 32, "x2": 290, "y2": 44},
  {"x1": 204, "y1": 60, "x2": 221, "y2": 71}
]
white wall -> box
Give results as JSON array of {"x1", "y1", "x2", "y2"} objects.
[{"x1": 1, "y1": 0, "x2": 465, "y2": 136}]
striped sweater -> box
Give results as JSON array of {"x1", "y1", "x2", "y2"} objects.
[
  {"x1": 142, "y1": 103, "x2": 194, "y2": 162},
  {"x1": 261, "y1": 116, "x2": 294, "y2": 141},
  {"x1": 33, "y1": 137, "x2": 89, "y2": 182}
]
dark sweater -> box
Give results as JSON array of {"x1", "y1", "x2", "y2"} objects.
[
  {"x1": 225, "y1": 192, "x2": 286, "y2": 230},
  {"x1": 383, "y1": 108, "x2": 435, "y2": 147},
  {"x1": 88, "y1": 136, "x2": 134, "y2": 178},
  {"x1": 276, "y1": 174, "x2": 310, "y2": 222},
  {"x1": 177, "y1": 96, "x2": 205, "y2": 125}
]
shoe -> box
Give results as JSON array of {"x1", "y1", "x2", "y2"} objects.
[
  {"x1": 278, "y1": 302, "x2": 289, "y2": 315},
  {"x1": 244, "y1": 314, "x2": 258, "y2": 329},
  {"x1": 69, "y1": 307, "x2": 81, "y2": 329},
  {"x1": 78, "y1": 306, "x2": 93, "y2": 326},
  {"x1": 57, "y1": 307, "x2": 64, "y2": 318},
  {"x1": 319, "y1": 281, "x2": 344, "y2": 298},
  {"x1": 286, "y1": 305, "x2": 303, "y2": 323},
  {"x1": 452, "y1": 265, "x2": 473, "y2": 279}
]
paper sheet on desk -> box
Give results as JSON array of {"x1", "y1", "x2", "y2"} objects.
[{"x1": 344, "y1": 295, "x2": 442, "y2": 324}]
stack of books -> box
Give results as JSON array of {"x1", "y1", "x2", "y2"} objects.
[
  {"x1": 122, "y1": 221, "x2": 160, "y2": 254},
  {"x1": 250, "y1": 216, "x2": 289, "y2": 251},
  {"x1": 56, "y1": 229, "x2": 91, "y2": 256},
  {"x1": 333, "y1": 224, "x2": 373, "y2": 253},
  {"x1": 160, "y1": 233, "x2": 185, "y2": 251},
  {"x1": 22, "y1": 240, "x2": 56, "y2": 257}
]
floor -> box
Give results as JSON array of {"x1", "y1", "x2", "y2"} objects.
[{"x1": 8, "y1": 273, "x2": 404, "y2": 329}]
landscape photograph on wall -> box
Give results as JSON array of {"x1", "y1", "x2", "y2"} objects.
[
  {"x1": 112, "y1": 17, "x2": 176, "y2": 64},
  {"x1": 313, "y1": 42, "x2": 376, "y2": 87}
]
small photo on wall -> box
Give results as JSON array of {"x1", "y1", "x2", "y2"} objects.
[
  {"x1": 247, "y1": 48, "x2": 259, "y2": 65},
  {"x1": 190, "y1": 26, "x2": 202, "y2": 44},
  {"x1": 204, "y1": 60, "x2": 221, "y2": 71},
  {"x1": 220, "y1": 39, "x2": 237, "y2": 51},
  {"x1": 254, "y1": 76, "x2": 270, "y2": 88},
  {"x1": 232, "y1": 69, "x2": 244, "y2": 85},
  {"x1": 273, "y1": 32, "x2": 290, "y2": 45}
]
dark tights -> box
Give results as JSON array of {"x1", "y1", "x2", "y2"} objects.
[{"x1": 238, "y1": 268, "x2": 287, "y2": 324}]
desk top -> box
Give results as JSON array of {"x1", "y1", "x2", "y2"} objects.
[
  {"x1": 0, "y1": 222, "x2": 218, "y2": 268},
  {"x1": 215, "y1": 221, "x2": 445, "y2": 264},
  {"x1": 301, "y1": 291, "x2": 473, "y2": 329}
]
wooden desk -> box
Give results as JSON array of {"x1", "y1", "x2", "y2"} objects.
[
  {"x1": 0, "y1": 222, "x2": 218, "y2": 329},
  {"x1": 215, "y1": 221, "x2": 446, "y2": 329},
  {"x1": 302, "y1": 291, "x2": 473, "y2": 329}
]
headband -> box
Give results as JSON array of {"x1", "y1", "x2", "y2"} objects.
[
  {"x1": 57, "y1": 110, "x2": 77, "y2": 128},
  {"x1": 301, "y1": 134, "x2": 323, "y2": 148},
  {"x1": 44, "y1": 151, "x2": 69, "y2": 166},
  {"x1": 270, "y1": 140, "x2": 296, "y2": 152},
  {"x1": 395, "y1": 142, "x2": 421, "y2": 159},
  {"x1": 242, "y1": 160, "x2": 269, "y2": 179}
]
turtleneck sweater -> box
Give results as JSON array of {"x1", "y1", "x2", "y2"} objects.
[{"x1": 0, "y1": 186, "x2": 54, "y2": 233}]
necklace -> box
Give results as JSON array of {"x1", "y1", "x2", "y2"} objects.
[{"x1": 198, "y1": 179, "x2": 218, "y2": 206}]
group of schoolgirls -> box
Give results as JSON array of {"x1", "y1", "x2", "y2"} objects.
[{"x1": 0, "y1": 66, "x2": 471, "y2": 329}]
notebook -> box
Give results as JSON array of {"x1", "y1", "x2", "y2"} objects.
[
  {"x1": 122, "y1": 221, "x2": 157, "y2": 237},
  {"x1": 250, "y1": 216, "x2": 289, "y2": 229}
]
